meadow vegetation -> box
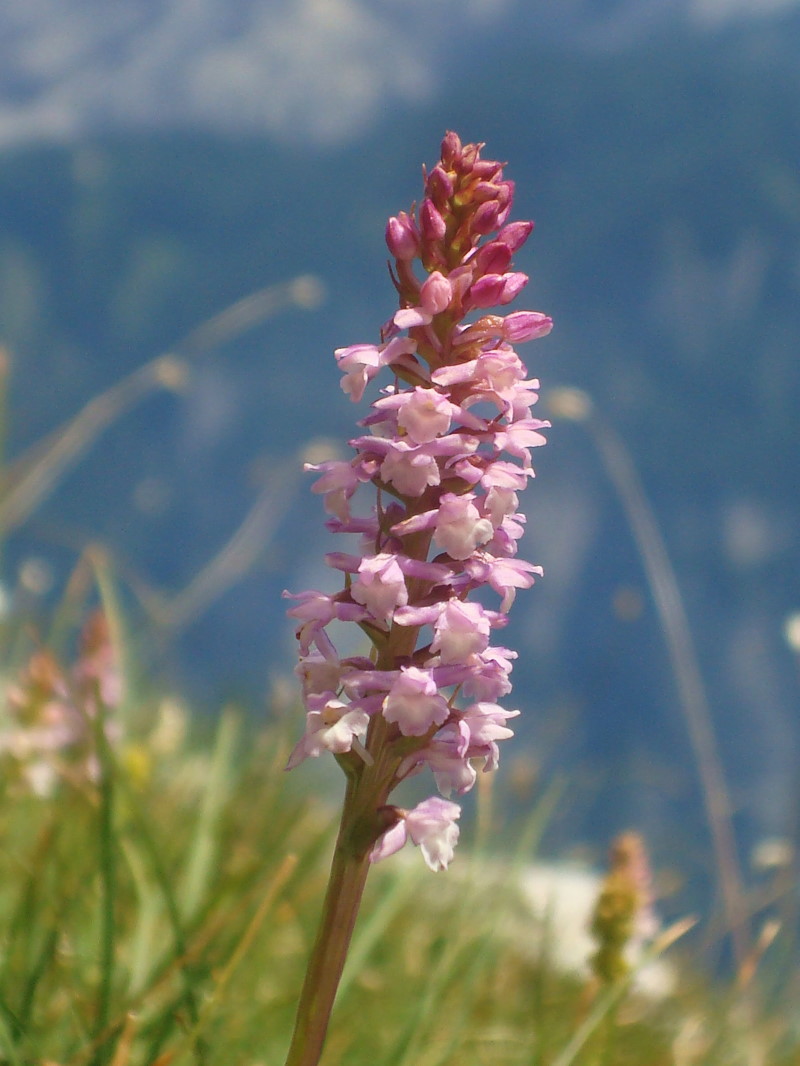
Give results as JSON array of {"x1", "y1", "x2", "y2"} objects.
[{"x1": 0, "y1": 588, "x2": 796, "y2": 1064}]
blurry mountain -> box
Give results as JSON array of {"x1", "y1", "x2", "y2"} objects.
[
  {"x1": 0, "y1": 14, "x2": 799, "y2": 876},
  {"x1": 2, "y1": 0, "x2": 800, "y2": 147}
]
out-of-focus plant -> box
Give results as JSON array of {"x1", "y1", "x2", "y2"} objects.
[{"x1": 1, "y1": 608, "x2": 122, "y2": 796}]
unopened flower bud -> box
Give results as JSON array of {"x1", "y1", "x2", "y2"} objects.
[
  {"x1": 425, "y1": 164, "x2": 454, "y2": 207},
  {"x1": 439, "y1": 130, "x2": 463, "y2": 169},
  {"x1": 498, "y1": 272, "x2": 529, "y2": 305},
  {"x1": 468, "y1": 274, "x2": 507, "y2": 309},
  {"x1": 469, "y1": 158, "x2": 503, "y2": 181},
  {"x1": 498, "y1": 220, "x2": 533, "y2": 252},
  {"x1": 420, "y1": 271, "x2": 453, "y2": 315},
  {"x1": 502, "y1": 310, "x2": 553, "y2": 342},
  {"x1": 471, "y1": 200, "x2": 501, "y2": 235},
  {"x1": 474, "y1": 240, "x2": 513, "y2": 278},
  {"x1": 386, "y1": 212, "x2": 420, "y2": 260},
  {"x1": 420, "y1": 199, "x2": 447, "y2": 242}
]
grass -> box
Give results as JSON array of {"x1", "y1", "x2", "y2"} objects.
[{"x1": 0, "y1": 650, "x2": 797, "y2": 1066}]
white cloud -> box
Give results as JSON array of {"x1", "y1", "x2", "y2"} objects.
[
  {"x1": 2, "y1": 0, "x2": 797, "y2": 147},
  {"x1": 0, "y1": 0, "x2": 513, "y2": 147}
]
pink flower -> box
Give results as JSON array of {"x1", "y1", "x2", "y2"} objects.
[
  {"x1": 295, "y1": 650, "x2": 342, "y2": 701},
  {"x1": 394, "y1": 271, "x2": 453, "y2": 330},
  {"x1": 460, "y1": 702, "x2": 520, "y2": 770},
  {"x1": 431, "y1": 600, "x2": 492, "y2": 664},
  {"x1": 285, "y1": 698, "x2": 370, "y2": 770},
  {"x1": 388, "y1": 387, "x2": 458, "y2": 444},
  {"x1": 335, "y1": 337, "x2": 417, "y2": 402},
  {"x1": 382, "y1": 666, "x2": 450, "y2": 736},
  {"x1": 464, "y1": 552, "x2": 543, "y2": 611},
  {"x1": 379, "y1": 440, "x2": 442, "y2": 496},
  {"x1": 370, "y1": 797, "x2": 461, "y2": 872},
  {"x1": 493, "y1": 418, "x2": 550, "y2": 468},
  {"x1": 351, "y1": 553, "x2": 408, "y2": 625},
  {"x1": 432, "y1": 493, "x2": 495, "y2": 559},
  {"x1": 306, "y1": 460, "x2": 362, "y2": 521},
  {"x1": 391, "y1": 492, "x2": 495, "y2": 560}
]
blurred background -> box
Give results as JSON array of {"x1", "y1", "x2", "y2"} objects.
[{"x1": 0, "y1": 0, "x2": 798, "y2": 902}]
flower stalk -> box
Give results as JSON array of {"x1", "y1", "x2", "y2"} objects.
[{"x1": 283, "y1": 132, "x2": 552, "y2": 1065}]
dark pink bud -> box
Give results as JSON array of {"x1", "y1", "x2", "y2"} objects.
[
  {"x1": 470, "y1": 159, "x2": 503, "y2": 181},
  {"x1": 502, "y1": 311, "x2": 553, "y2": 342},
  {"x1": 420, "y1": 198, "x2": 447, "y2": 241},
  {"x1": 471, "y1": 200, "x2": 501, "y2": 235},
  {"x1": 440, "y1": 131, "x2": 463, "y2": 169},
  {"x1": 494, "y1": 182, "x2": 515, "y2": 228},
  {"x1": 499, "y1": 272, "x2": 529, "y2": 304},
  {"x1": 473, "y1": 181, "x2": 502, "y2": 204},
  {"x1": 496, "y1": 204, "x2": 513, "y2": 228},
  {"x1": 460, "y1": 142, "x2": 481, "y2": 170},
  {"x1": 468, "y1": 274, "x2": 507, "y2": 309},
  {"x1": 474, "y1": 241, "x2": 513, "y2": 277},
  {"x1": 425, "y1": 165, "x2": 454, "y2": 207},
  {"x1": 498, "y1": 220, "x2": 533, "y2": 252},
  {"x1": 386, "y1": 212, "x2": 421, "y2": 260}
]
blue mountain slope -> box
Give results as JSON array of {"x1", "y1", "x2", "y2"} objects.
[{"x1": 0, "y1": 22, "x2": 798, "y2": 877}]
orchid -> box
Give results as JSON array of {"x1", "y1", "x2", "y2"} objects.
[
  {"x1": 283, "y1": 132, "x2": 551, "y2": 1066},
  {"x1": 1, "y1": 610, "x2": 123, "y2": 796}
]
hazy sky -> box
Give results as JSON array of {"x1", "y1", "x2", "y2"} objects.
[{"x1": 1, "y1": 0, "x2": 796, "y2": 147}]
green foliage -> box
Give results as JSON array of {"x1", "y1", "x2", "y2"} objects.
[{"x1": 0, "y1": 657, "x2": 796, "y2": 1066}]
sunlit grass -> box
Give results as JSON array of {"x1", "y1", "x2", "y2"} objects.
[{"x1": 0, "y1": 655, "x2": 796, "y2": 1066}]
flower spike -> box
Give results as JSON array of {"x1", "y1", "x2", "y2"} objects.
[{"x1": 286, "y1": 132, "x2": 552, "y2": 870}]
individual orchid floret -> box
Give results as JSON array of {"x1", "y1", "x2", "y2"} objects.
[
  {"x1": 335, "y1": 336, "x2": 418, "y2": 403},
  {"x1": 370, "y1": 797, "x2": 461, "y2": 872},
  {"x1": 378, "y1": 440, "x2": 443, "y2": 497},
  {"x1": 350, "y1": 553, "x2": 409, "y2": 626},
  {"x1": 464, "y1": 552, "x2": 544, "y2": 612},
  {"x1": 459, "y1": 702, "x2": 520, "y2": 770},
  {"x1": 306, "y1": 459, "x2": 363, "y2": 521},
  {"x1": 376, "y1": 387, "x2": 460, "y2": 444},
  {"x1": 295, "y1": 650, "x2": 343, "y2": 701},
  {"x1": 385, "y1": 211, "x2": 420, "y2": 260},
  {"x1": 392, "y1": 492, "x2": 494, "y2": 560},
  {"x1": 285, "y1": 697, "x2": 370, "y2": 770},
  {"x1": 397, "y1": 728, "x2": 478, "y2": 796},
  {"x1": 392, "y1": 598, "x2": 504, "y2": 673},
  {"x1": 394, "y1": 271, "x2": 453, "y2": 330},
  {"x1": 382, "y1": 666, "x2": 450, "y2": 736},
  {"x1": 432, "y1": 493, "x2": 496, "y2": 559}
]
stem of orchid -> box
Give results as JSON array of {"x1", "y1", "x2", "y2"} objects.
[
  {"x1": 283, "y1": 823, "x2": 372, "y2": 1066},
  {"x1": 284, "y1": 737, "x2": 396, "y2": 1066}
]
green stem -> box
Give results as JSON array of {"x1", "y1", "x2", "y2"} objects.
[
  {"x1": 283, "y1": 782, "x2": 375, "y2": 1066},
  {"x1": 91, "y1": 708, "x2": 116, "y2": 1066}
]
